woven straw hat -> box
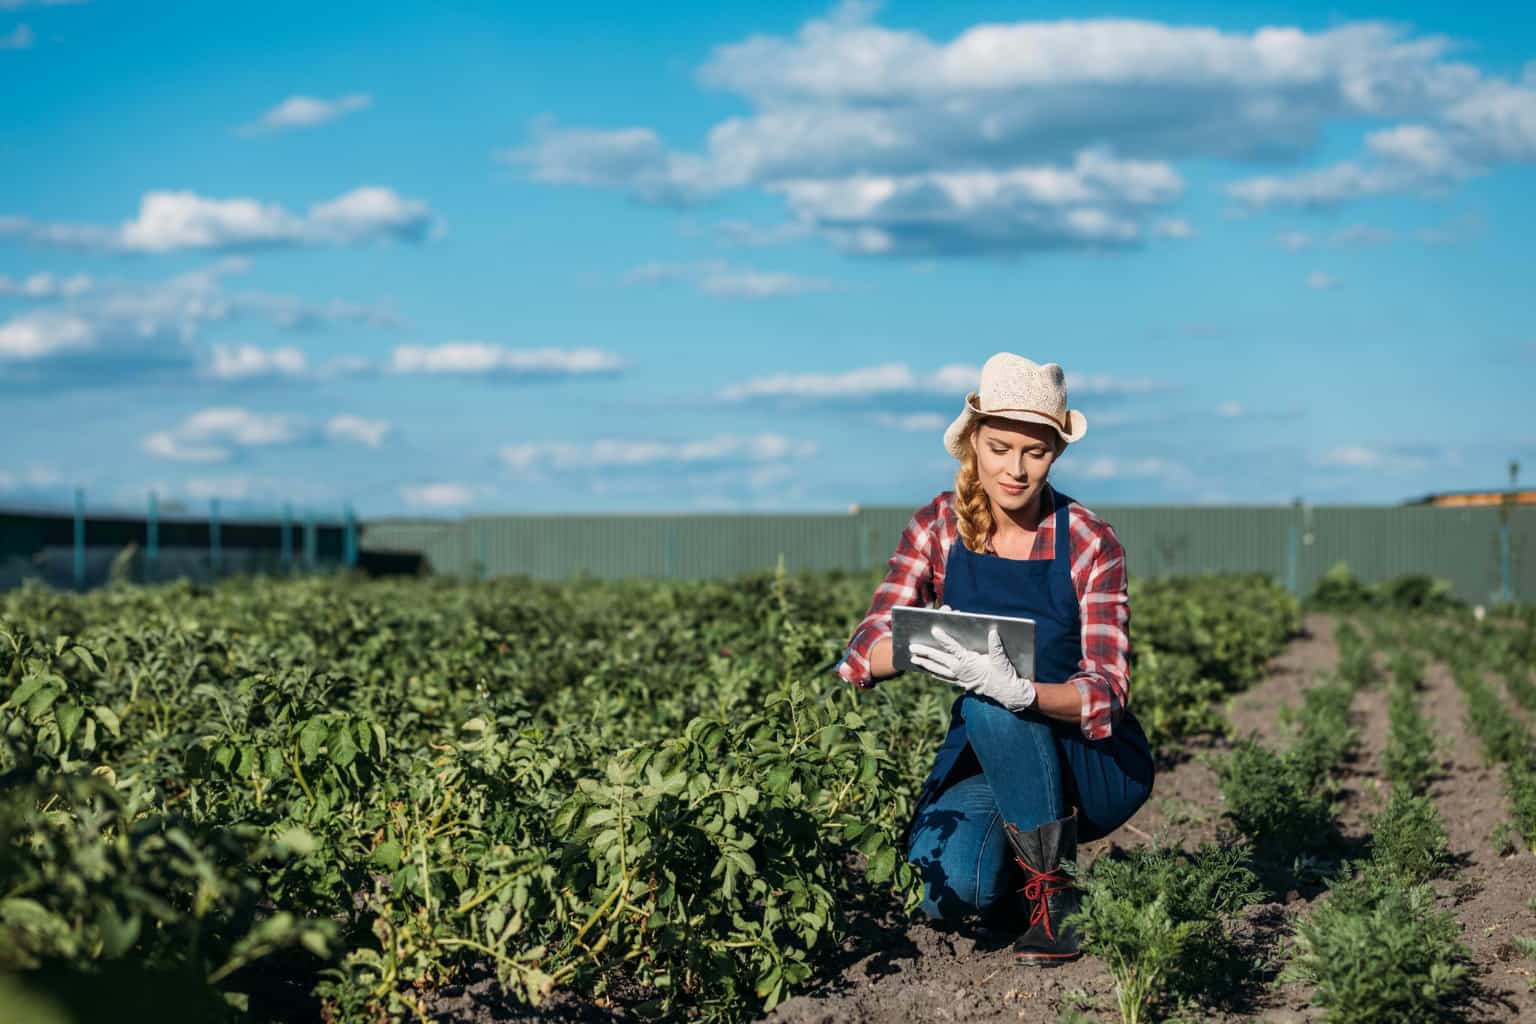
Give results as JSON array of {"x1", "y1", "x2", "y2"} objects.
[{"x1": 943, "y1": 352, "x2": 1088, "y2": 460}]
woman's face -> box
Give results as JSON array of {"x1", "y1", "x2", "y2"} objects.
[{"x1": 971, "y1": 419, "x2": 1063, "y2": 515}]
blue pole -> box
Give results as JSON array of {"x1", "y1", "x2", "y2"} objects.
[
  {"x1": 73, "y1": 487, "x2": 85, "y2": 591},
  {"x1": 304, "y1": 510, "x2": 317, "y2": 569},
  {"x1": 280, "y1": 502, "x2": 293, "y2": 572},
  {"x1": 344, "y1": 502, "x2": 358, "y2": 569},
  {"x1": 209, "y1": 498, "x2": 221, "y2": 580},
  {"x1": 146, "y1": 491, "x2": 159, "y2": 583}
]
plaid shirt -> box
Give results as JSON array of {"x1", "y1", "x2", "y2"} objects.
[{"x1": 833, "y1": 483, "x2": 1131, "y2": 741}]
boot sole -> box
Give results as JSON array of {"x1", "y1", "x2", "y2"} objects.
[{"x1": 1013, "y1": 951, "x2": 1082, "y2": 967}]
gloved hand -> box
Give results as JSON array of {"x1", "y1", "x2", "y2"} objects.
[{"x1": 908, "y1": 618, "x2": 1038, "y2": 712}]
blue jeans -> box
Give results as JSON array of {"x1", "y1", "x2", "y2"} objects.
[{"x1": 906, "y1": 693, "x2": 1154, "y2": 921}]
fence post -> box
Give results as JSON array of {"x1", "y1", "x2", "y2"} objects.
[
  {"x1": 1500, "y1": 460, "x2": 1519, "y2": 603},
  {"x1": 303, "y1": 510, "x2": 317, "y2": 569},
  {"x1": 476, "y1": 522, "x2": 488, "y2": 582},
  {"x1": 1285, "y1": 498, "x2": 1300, "y2": 595},
  {"x1": 73, "y1": 487, "x2": 85, "y2": 592},
  {"x1": 664, "y1": 522, "x2": 678, "y2": 578},
  {"x1": 209, "y1": 498, "x2": 221, "y2": 580},
  {"x1": 344, "y1": 502, "x2": 358, "y2": 569},
  {"x1": 280, "y1": 503, "x2": 293, "y2": 572},
  {"x1": 146, "y1": 491, "x2": 159, "y2": 583}
]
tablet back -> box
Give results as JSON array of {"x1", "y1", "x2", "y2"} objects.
[{"x1": 891, "y1": 606, "x2": 1036, "y2": 680}]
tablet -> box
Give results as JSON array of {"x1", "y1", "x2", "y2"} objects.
[{"x1": 891, "y1": 606, "x2": 1037, "y2": 680}]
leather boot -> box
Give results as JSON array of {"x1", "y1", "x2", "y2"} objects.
[{"x1": 1002, "y1": 811, "x2": 1082, "y2": 965}]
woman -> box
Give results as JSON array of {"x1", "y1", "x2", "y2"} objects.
[{"x1": 832, "y1": 352, "x2": 1154, "y2": 966}]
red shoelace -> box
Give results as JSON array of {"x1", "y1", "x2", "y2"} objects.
[{"x1": 1014, "y1": 858, "x2": 1069, "y2": 939}]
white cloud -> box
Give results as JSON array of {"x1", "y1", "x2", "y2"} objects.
[
  {"x1": 388, "y1": 343, "x2": 624, "y2": 376},
  {"x1": 0, "y1": 259, "x2": 401, "y2": 388},
  {"x1": 1306, "y1": 270, "x2": 1341, "y2": 290},
  {"x1": 206, "y1": 343, "x2": 309, "y2": 380},
  {"x1": 505, "y1": 10, "x2": 1530, "y2": 247},
  {"x1": 1215, "y1": 401, "x2": 1245, "y2": 417},
  {"x1": 122, "y1": 474, "x2": 339, "y2": 507},
  {"x1": 241, "y1": 93, "x2": 372, "y2": 134},
  {"x1": 0, "y1": 186, "x2": 435, "y2": 252},
  {"x1": 1319, "y1": 446, "x2": 1380, "y2": 467},
  {"x1": 324, "y1": 414, "x2": 391, "y2": 447},
  {"x1": 1064, "y1": 455, "x2": 1191, "y2": 481},
  {"x1": 1275, "y1": 231, "x2": 1312, "y2": 250},
  {"x1": 712, "y1": 219, "x2": 816, "y2": 248},
  {"x1": 717, "y1": 361, "x2": 1166, "y2": 402},
  {"x1": 873, "y1": 411, "x2": 949, "y2": 431},
  {"x1": 0, "y1": 24, "x2": 33, "y2": 50},
  {"x1": 0, "y1": 311, "x2": 94, "y2": 360},
  {"x1": 399, "y1": 482, "x2": 478, "y2": 509},
  {"x1": 1315, "y1": 444, "x2": 1436, "y2": 472},
  {"x1": 0, "y1": 272, "x2": 92, "y2": 297},
  {"x1": 141, "y1": 406, "x2": 389, "y2": 463},
  {"x1": 1329, "y1": 224, "x2": 1395, "y2": 247},
  {"x1": 1151, "y1": 217, "x2": 1195, "y2": 239},
  {"x1": 500, "y1": 433, "x2": 817, "y2": 472},
  {"x1": 0, "y1": 1, "x2": 89, "y2": 9},
  {"x1": 143, "y1": 407, "x2": 307, "y2": 462},
  {"x1": 768, "y1": 149, "x2": 1184, "y2": 256},
  {"x1": 623, "y1": 259, "x2": 842, "y2": 298}
]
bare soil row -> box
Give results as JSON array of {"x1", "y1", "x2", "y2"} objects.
[{"x1": 757, "y1": 612, "x2": 1536, "y2": 1024}]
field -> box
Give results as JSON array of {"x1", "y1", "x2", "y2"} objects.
[{"x1": 2, "y1": 565, "x2": 1535, "y2": 1023}]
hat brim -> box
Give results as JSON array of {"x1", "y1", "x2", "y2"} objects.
[{"x1": 943, "y1": 392, "x2": 1087, "y2": 459}]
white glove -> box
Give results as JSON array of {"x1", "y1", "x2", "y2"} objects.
[{"x1": 909, "y1": 620, "x2": 1038, "y2": 712}]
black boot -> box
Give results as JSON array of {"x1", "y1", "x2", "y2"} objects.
[{"x1": 1002, "y1": 812, "x2": 1082, "y2": 965}]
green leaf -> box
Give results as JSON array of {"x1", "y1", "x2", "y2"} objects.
[
  {"x1": 866, "y1": 846, "x2": 896, "y2": 884},
  {"x1": 6, "y1": 673, "x2": 47, "y2": 708},
  {"x1": 298, "y1": 719, "x2": 326, "y2": 760},
  {"x1": 54, "y1": 701, "x2": 83, "y2": 745},
  {"x1": 91, "y1": 705, "x2": 121, "y2": 737},
  {"x1": 372, "y1": 840, "x2": 402, "y2": 870}
]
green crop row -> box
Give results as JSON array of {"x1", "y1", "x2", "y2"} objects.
[
  {"x1": 1279, "y1": 614, "x2": 1466, "y2": 1024},
  {"x1": 0, "y1": 567, "x2": 1303, "y2": 1023}
]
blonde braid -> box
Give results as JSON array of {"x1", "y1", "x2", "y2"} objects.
[{"x1": 952, "y1": 420, "x2": 995, "y2": 553}]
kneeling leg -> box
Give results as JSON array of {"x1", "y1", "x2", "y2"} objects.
[{"x1": 905, "y1": 773, "x2": 1015, "y2": 921}]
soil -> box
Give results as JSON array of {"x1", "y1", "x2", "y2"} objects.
[
  {"x1": 756, "y1": 612, "x2": 1536, "y2": 1024},
  {"x1": 438, "y1": 612, "x2": 1536, "y2": 1023}
]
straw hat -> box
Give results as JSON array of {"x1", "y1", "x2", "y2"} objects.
[{"x1": 943, "y1": 352, "x2": 1088, "y2": 460}]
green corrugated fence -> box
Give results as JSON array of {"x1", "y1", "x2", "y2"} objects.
[{"x1": 360, "y1": 502, "x2": 1534, "y2": 605}]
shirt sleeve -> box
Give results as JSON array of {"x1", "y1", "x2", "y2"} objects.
[
  {"x1": 834, "y1": 500, "x2": 941, "y2": 689},
  {"x1": 1065, "y1": 522, "x2": 1131, "y2": 740}
]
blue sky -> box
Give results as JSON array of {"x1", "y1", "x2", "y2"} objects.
[{"x1": 2, "y1": 0, "x2": 1532, "y2": 519}]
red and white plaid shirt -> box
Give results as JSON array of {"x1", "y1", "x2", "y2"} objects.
[{"x1": 834, "y1": 483, "x2": 1131, "y2": 741}]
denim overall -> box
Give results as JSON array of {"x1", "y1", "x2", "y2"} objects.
[{"x1": 905, "y1": 485, "x2": 1154, "y2": 849}]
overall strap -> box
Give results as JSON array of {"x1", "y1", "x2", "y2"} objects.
[{"x1": 1053, "y1": 489, "x2": 1071, "y2": 562}]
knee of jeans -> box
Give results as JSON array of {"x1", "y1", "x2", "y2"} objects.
[
  {"x1": 915, "y1": 865, "x2": 982, "y2": 921},
  {"x1": 960, "y1": 693, "x2": 1052, "y2": 742}
]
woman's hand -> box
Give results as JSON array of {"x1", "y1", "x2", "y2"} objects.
[{"x1": 908, "y1": 622, "x2": 1039, "y2": 712}]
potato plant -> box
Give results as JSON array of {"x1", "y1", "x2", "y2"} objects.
[{"x1": 0, "y1": 567, "x2": 1302, "y2": 1021}]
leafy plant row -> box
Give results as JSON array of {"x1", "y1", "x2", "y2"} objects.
[
  {"x1": 0, "y1": 567, "x2": 1304, "y2": 1022},
  {"x1": 1278, "y1": 615, "x2": 1467, "y2": 1024},
  {"x1": 1063, "y1": 616, "x2": 1366, "y2": 1024}
]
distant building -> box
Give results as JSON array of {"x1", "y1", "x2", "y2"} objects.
[{"x1": 1403, "y1": 488, "x2": 1536, "y2": 508}]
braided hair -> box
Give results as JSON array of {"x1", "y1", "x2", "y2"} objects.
[{"x1": 952, "y1": 417, "x2": 1064, "y2": 553}]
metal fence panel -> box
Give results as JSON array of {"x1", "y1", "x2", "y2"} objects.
[{"x1": 358, "y1": 503, "x2": 1536, "y2": 603}]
